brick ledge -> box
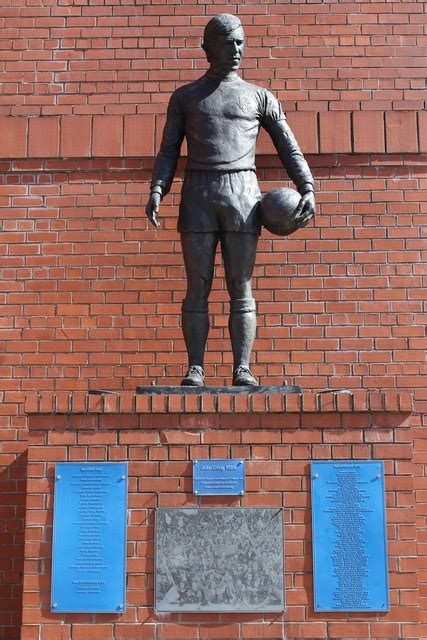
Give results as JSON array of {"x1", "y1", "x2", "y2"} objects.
[{"x1": 25, "y1": 390, "x2": 413, "y2": 416}]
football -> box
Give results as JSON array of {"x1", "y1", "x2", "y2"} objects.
[{"x1": 259, "y1": 187, "x2": 301, "y2": 236}]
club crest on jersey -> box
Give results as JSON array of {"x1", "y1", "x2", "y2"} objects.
[{"x1": 233, "y1": 94, "x2": 258, "y2": 118}]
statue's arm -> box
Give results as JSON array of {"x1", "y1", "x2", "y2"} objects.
[
  {"x1": 269, "y1": 119, "x2": 315, "y2": 228},
  {"x1": 262, "y1": 93, "x2": 315, "y2": 228},
  {"x1": 145, "y1": 91, "x2": 185, "y2": 228},
  {"x1": 268, "y1": 119, "x2": 314, "y2": 194}
]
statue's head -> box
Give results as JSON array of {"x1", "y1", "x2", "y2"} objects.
[{"x1": 202, "y1": 14, "x2": 245, "y2": 75}]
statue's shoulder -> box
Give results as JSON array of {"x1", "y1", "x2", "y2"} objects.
[{"x1": 171, "y1": 76, "x2": 208, "y2": 99}]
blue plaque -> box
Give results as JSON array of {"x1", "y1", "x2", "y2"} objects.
[
  {"x1": 51, "y1": 462, "x2": 127, "y2": 613},
  {"x1": 193, "y1": 459, "x2": 245, "y2": 495},
  {"x1": 311, "y1": 460, "x2": 389, "y2": 612}
]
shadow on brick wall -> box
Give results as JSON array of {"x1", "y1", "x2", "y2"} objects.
[{"x1": 0, "y1": 451, "x2": 27, "y2": 640}]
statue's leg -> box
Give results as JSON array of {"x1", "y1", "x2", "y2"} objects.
[
  {"x1": 180, "y1": 232, "x2": 219, "y2": 381},
  {"x1": 221, "y1": 232, "x2": 258, "y2": 384}
]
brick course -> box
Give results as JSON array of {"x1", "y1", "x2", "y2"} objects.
[{"x1": 0, "y1": 111, "x2": 425, "y2": 158}]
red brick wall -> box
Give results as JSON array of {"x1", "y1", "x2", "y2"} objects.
[
  {"x1": 1, "y1": 154, "x2": 425, "y2": 392},
  {"x1": 1, "y1": 150, "x2": 426, "y2": 640},
  {"x1": 1, "y1": 0, "x2": 426, "y2": 637}
]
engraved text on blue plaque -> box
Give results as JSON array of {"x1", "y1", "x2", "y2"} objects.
[
  {"x1": 193, "y1": 459, "x2": 245, "y2": 495},
  {"x1": 311, "y1": 460, "x2": 389, "y2": 612},
  {"x1": 51, "y1": 462, "x2": 127, "y2": 613}
]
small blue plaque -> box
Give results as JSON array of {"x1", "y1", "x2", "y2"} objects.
[
  {"x1": 193, "y1": 459, "x2": 245, "y2": 495},
  {"x1": 311, "y1": 460, "x2": 389, "y2": 612},
  {"x1": 51, "y1": 462, "x2": 127, "y2": 613}
]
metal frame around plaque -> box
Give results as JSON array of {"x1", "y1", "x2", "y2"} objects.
[
  {"x1": 51, "y1": 462, "x2": 128, "y2": 613},
  {"x1": 155, "y1": 508, "x2": 285, "y2": 613},
  {"x1": 311, "y1": 460, "x2": 389, "y2": 612}
]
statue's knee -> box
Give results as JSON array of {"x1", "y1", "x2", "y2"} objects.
[
  {"x1": 186, "y1": 273, "x2": 212, "y2": 300},
  {"x1": 182, "y1": 297, "x2": 209, "y2": 313},
  {"x1": 227, "y1": 275, "x2": 253, "y2": 301}
]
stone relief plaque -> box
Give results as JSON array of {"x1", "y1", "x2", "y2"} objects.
[
  {"x1": 51, "y1": 462, "x2": 127, "y2": 613},
  {"x1": 155, "y1": 508, "x2": 284, "y2": 612},
  {"x1": 311, "y1": 460, "x2": 389, "y2": 612}
]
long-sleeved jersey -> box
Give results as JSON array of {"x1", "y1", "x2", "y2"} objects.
[{"x1": 150, "y1": 71, "x2": 314, "y2": 197}]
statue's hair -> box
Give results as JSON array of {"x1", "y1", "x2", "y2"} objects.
[{"x1": 203, "y1": 14, "x2": 243, "y2": 53}]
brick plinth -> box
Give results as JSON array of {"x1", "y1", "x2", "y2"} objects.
[{"x1": 20, "y1": 391, "x2": 422, "y2": 640}]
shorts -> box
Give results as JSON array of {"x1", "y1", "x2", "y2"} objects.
[{"x1": 178, "y1": 170, "x2": 261, "y2": 234}]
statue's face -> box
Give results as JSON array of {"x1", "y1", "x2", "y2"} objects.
[{"x1": 207, "y1": 26, "x2": 245, "y2": 75}]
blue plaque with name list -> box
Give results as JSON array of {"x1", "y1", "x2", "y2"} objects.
[
  {"x1": 193, "y1": 459, "x2": 245, "y2": 495},
  {"x1": 311, "y1": 460, "x2": 389, "y2": 612},
  {"x1": 51, "y1": 462, "x2": 127, "y2": 613}
]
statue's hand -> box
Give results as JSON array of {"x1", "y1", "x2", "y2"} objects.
[
  {"x1": 145, "y1": 192, "x2": 161, "y2": 228},
  {"x1": 294, "y1": 192, "x2": 315, "y2": 229}
]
